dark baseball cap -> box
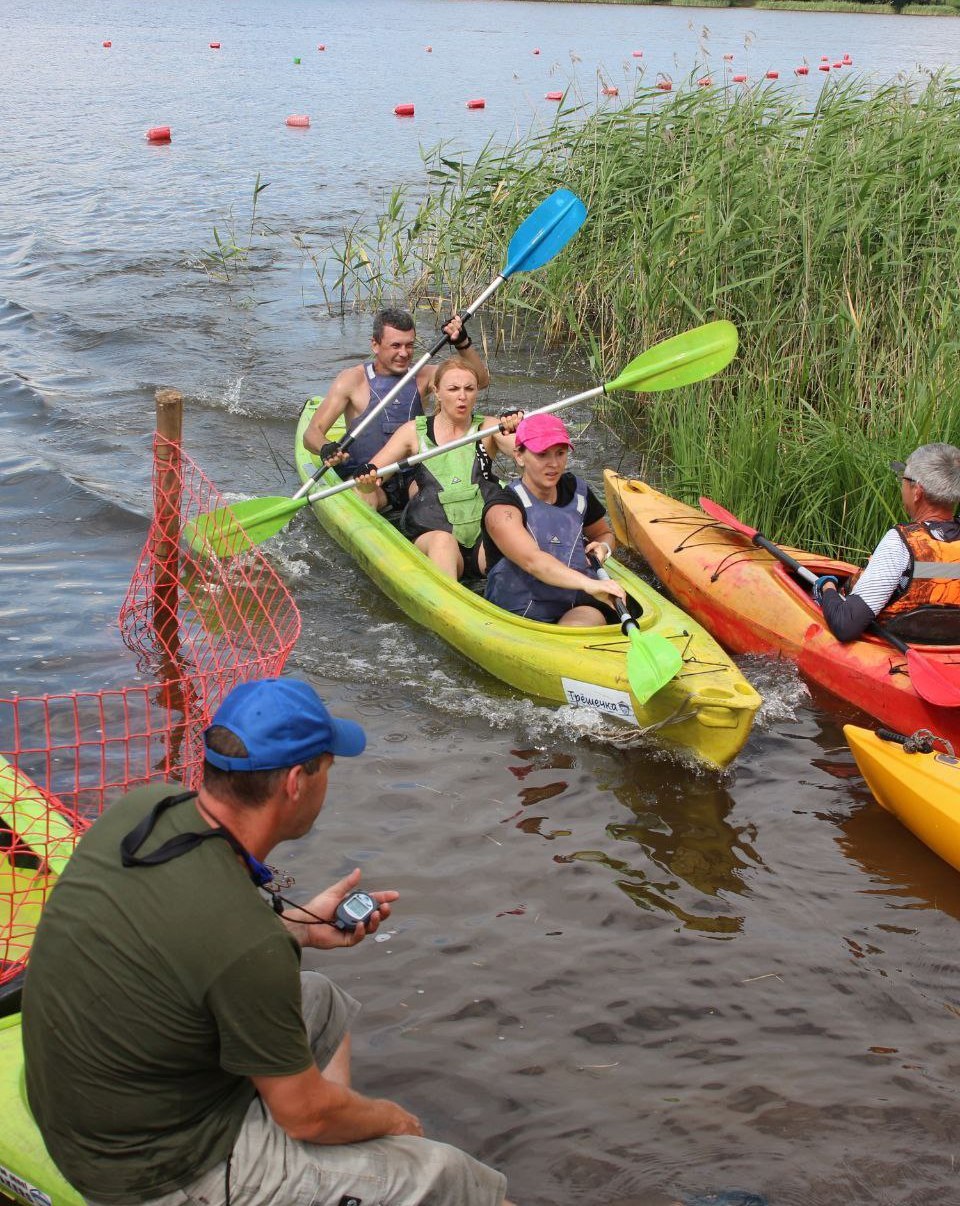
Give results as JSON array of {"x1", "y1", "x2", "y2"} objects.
[{"x1": 203, "y1": 678, "x2": 366, "y2": 772}]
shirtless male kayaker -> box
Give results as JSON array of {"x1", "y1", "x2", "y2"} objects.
[
  {"x1": 303, "y1": 307, "x2": 490, "y2": 510},
  {"x1": 812, "y1": 442, "x2": 960, "y2": 642}
]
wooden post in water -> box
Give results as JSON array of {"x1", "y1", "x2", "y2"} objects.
[{"x1": 152, "y1": 389, "x2": 183, "y2": 659}]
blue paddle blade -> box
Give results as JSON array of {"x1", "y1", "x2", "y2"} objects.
[{"x1": 502, "y1": 188, "x2": 587, "y2": 277}]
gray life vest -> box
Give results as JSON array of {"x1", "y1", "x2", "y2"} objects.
[
  {"x1": 342, "y1": 362, "x2": 423, "y2": 472},
  {"x1": 485, "y1": 477, "x2": 596, "y2": 622}
]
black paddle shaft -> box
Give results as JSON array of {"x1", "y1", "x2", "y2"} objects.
[{"x1": 751, "y1": 529, "x2": 913, "y2": 657}]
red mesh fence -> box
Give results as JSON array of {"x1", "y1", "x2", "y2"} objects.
[{"x1": 0, "y1": 436, "x2": 301, "y2": 991}]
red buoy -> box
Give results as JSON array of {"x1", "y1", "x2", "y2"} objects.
[
  {"x1": 601, "y1": 85, "x2": 619, "y2": 97},
  {"x1": 285, "y1": 114, "x2": 310, "y2": 127},
  {"x1": 656, "y1": 79, "x2": 672, "y2": 91},
  {"x1": 723, "y1": 53, "x2": 734, "y2": 61},
  {"x1": 146, "y1": 126, "x2": 171, "y2": 142},
  {"x1": 545, "y1": 91, "x2": 563, "y2": 101},
  {"x1": 795, "y1": 65, "x2": 809, "y2": 75},
  {"x1": 394, "y1": 103, "x2": 415, "y2": 117},
  {"x1": 632, "y1": 50, "x2": 643, "y2": 58},
  {"x1": 466, "y1": 98, "x2": 485, "y2": 109},
  {"x1": 819, "y1": 64, "x2": 830, "y2": 72},
  {"x1": 533, "y1": 48, "x2": 540, "y2": 55},
  {"x1": 317, "y1": 44, "x2": 326, "y2": 50},
  {"x1": 843, "y1": 53, "x2": 852, "y2": 64},
  {"x1": 698, "y1": 77, "x2": 712, "y2": 87},
  {"x1": 821, "y1": 55, "x2": 829, "y2": 61},
  {"x1": 209, "y1": 42, "x2": 220, "y2": 49},
  {"x1": 833, "y1": 62, "x2": 843, "y2": 68},
  {"x1": 732, "y1": 74, "x2": 747, "y2": 83},
  {"x1": 425, "y1": 46, "x2": 432, "y2": 52},
  {"x1": 766, "y1": 70, "x2": 779, "y2": 79},
  {"x1": 102, "y1": 40, "x2": 112, "y2": 48}
]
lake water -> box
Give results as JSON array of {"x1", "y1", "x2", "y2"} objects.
[{"x1": 4, "y1": 1, "x2": 960, "y2": 1203}]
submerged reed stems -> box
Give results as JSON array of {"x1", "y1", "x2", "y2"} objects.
[{"x1": 328, "y1": 77, "x2": 960, "y2": 556}]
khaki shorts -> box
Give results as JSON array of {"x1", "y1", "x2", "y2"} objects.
[{"x1": 88, "y1": 971, "x2": 506, "y2": 1206}]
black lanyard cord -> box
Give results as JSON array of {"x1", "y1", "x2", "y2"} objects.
[{"x1": 119, "y1": 792, "x2": 334, "y2": 925}]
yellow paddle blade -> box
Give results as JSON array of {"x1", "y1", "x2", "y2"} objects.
[
  {"x1": 184, "y1": 495, "x2": 309, "y2": 558},
  {"x1": 625, "y1": 631, "x2": 683, "y2": 704},
  {"x1": 607, "y1": 320, "x2": 738, "y2": 394}
]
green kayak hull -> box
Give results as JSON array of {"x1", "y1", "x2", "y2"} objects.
[{"x1": 295, "y1": 400, "x2": 760, "y2": 769}]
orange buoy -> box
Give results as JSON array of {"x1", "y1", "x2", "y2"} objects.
[
  {"x1": 723, "y1": 53, "x2": 734, "y2": 61},
  {"x1": 102, "y1": 40, "x2": 112, "y2": 48},
  {"x1": 466, "y1": 98, "x2": 485, "y2": 109},
  {"x1": 632, "y1": 50, "x2": 643, "y2": 58},
  {"x1": 732, "y1": 74, "x2": 747, "y2": 83},
  {"x1": 601, "y1": 85, "x2": 619, "y2": 97},
  {"x1": 285, "y1": 114, "x2": 310, "y2": 127},
  {"x1": 545, "y1": 91, "x2": 563, "y2": 101},
  {"x1": 698, "y1": 76, "x2": 712, "y2": 87},
  {"x1": 795, "y1": 65, "x2": 809, "y2": 75},
  {"x1": 766, "y1": 70, "x2": 779, "y2": 79},
  {"x1": 209, "y1": 42, "x2": 220, "y2": 49},
  {"x1": 656, "y1": 79, "x2": 672, "y2": 91},
  {"x1": 394, "y1": 103, "x2": 415, "y2": 117},
  {"x1": 317, "y1": 44, "x2": 326, "y2": 50},
  {"x1": 146, "y1": 126, "x2": 171, "y2": 142}
]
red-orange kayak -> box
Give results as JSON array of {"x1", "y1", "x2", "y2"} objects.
[{"x1": 604, "y1": 472, "x2": 960, "y2": 742}]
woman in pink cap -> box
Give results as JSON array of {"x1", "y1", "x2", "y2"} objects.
[{"x1": 482, "y1": 413, "x2": 627, "y2": 626}]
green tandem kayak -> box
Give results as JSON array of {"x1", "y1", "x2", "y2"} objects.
[{"x1": 295, "y1": 400, "x2": 761, "y2": 770}]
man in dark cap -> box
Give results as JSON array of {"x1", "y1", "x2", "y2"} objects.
[
  {"x1": 23, "y1": 677, "x2": 513, "y2": 1206},
  {"x1": 814, "y1": 442, "x2": 960, "y2": 642}
]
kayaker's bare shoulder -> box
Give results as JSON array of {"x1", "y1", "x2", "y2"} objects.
[{"x1": 303, "y1": 365, "x2": 370, "y2": 453}]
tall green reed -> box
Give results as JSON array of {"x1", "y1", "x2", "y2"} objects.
[{"x1": 328, "y1": 77, "x2": 960, "y2": 556}]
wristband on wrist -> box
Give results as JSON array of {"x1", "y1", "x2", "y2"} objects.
[
  {"x1": 452, "y1": 335, "x2": 472, "y2": 350},
  {"x1": 597, "y1": 541, "x2": 612, "y2": 560}
]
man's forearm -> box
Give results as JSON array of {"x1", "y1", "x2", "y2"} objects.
[{"x1": 287, "y1": 1084, "x2": 417, "y2": 1145}]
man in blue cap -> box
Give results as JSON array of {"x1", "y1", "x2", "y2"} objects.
[{"x1": 23, "y1": 677, "x2": 513, "y2": 1206}]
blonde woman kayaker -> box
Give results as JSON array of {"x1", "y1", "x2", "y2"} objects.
[
  {"x1": 482, "y1": 413, "x2": 627, "y2": 627},
  {"x1": 354, "y1": 357, "x2": 519, "y2": 579}
]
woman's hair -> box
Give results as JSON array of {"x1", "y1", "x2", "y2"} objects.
[{"x1": 432, "y1": 356, "x2": 479, "y2": 392}]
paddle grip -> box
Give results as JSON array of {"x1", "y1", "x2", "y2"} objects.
[{"x1": 590, "y1": 557, "x2": 636, "y2": 635}]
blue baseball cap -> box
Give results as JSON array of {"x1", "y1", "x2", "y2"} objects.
[{"x1": 203, "y1": 678, "x2": 366, "y2": 771}]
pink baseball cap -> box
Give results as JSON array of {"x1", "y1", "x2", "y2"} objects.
[{"x1": 514, "y1": 413, "x2": 573, "y2": 453}]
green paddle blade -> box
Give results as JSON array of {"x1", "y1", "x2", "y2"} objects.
[
  {"x1": 607, "y1": 320, "x2": 738, "y2": 394},
  {"x1": 625, "y1": 630, "x2": 683, "y2": 704},
  {"x1": 184, "y1": 495, "x2": 308, "y2": 558},
  {"x1": 502, "y1": 188, "x2": 587, "y2": 276}
]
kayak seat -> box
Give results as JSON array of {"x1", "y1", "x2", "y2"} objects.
[{"x1": 881, "y1": 605, "x2": 960, "y2": 646}]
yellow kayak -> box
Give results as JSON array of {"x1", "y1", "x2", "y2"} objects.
[
  {"x1": 0, "y1": 755, "x2": 79, "y2": 1013},
  {"x1": 844, "y1": 724, "x2": 960, "y2": 873},
  {"x1": 296, "y1": 401, "x2": 761, "y2": 769}
]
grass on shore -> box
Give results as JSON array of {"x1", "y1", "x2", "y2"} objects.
[{"x1": 325, "y1": 75, "x2": 960, "y2": 558}]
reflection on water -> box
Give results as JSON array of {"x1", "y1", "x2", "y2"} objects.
[
  {"x1": 503, "y1": 745, "x2": 758, "y2": 934},
  {"x1": 837, "y1": 798, "x2": 960, "y2": 924}
]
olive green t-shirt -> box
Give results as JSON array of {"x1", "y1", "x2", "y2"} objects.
[{"x1": 22, "y1": 784, "x2": 314, "y2": 1204}]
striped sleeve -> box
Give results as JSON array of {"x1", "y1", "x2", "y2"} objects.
[{"x1": 849, "y1": 528, "x2": 911, "y2": 615}]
